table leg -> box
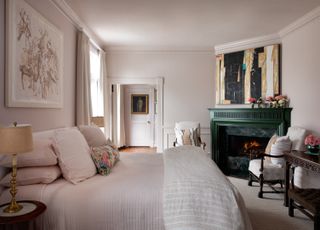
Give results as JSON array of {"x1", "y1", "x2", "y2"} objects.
[{"x1": 284, "y1": 161, "x2": 290, "y2": 207}]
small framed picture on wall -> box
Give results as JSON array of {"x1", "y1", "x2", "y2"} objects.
[{"x1": 131, "y1": 94, "x2": 149, "y2": 114}]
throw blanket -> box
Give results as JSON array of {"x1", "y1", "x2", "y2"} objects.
[{"x1": 163, "y1": 146, "x2": 252, "y2": 230}]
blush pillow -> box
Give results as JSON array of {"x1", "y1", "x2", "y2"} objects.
[
  {"x1": 0, "y1": 166, "x2": 61, "y2": 187},
  {"x1": 0, "y1": 138, "x2": 57, "y2": 168},
  {"x1": 78, "y1": 125, "x2": 108, "y2": 147},
  {"x1": 53, "y1": 128, "x2": 96, "y2": 184},
  {"x1": 270, "y1": 136, "x2": 292, "y2": 165}
]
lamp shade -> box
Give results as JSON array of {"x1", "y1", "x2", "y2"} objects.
[{"x1": 0, "y1": 125, "x2": 33, "y2": 154}]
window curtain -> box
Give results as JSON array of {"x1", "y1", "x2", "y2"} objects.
[
  {"x1": 112, "y1": 84, "x2": 126, "y2": 147},
  {"x1": 100, "y1": 50, "x2": 110, "y2": 137},
  {"x1": 76, "y1": 31, "x2": 91, "y2": 125}
]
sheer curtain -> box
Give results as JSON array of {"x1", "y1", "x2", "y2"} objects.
[
  {"x1": 76, "y1": 31, "x2": 91, "y2": 125},
  {"x1": 100, "y1": 51, "x2": 110, "y2": 137},
  {"x1": 112, "y1": 84, "x2": 126, "y2": 147}
]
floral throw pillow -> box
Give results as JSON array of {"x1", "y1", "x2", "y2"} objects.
[{"x1": 91, "y1": 145, "x2": 120, "y2": 175}]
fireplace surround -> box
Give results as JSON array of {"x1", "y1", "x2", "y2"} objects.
[{"x1": 209, "y1": 108, "x2": 292, "y2": 175}]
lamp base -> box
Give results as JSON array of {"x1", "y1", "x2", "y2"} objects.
[{"x1": 3, "y1": 201, "x2": 23, "y2": 213}]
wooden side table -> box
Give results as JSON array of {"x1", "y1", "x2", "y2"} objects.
[
  {"x1": 0, "y1": 200, "x2": 46, "y2": 230},
  {"x1": 284, "y1": 150, "x2": 320, "y2": 206}
]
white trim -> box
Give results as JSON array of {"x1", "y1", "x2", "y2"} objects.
[
  {"x1": 107, "y1": 77, "x2": 164, "y2": 152},
  {"x1": 279, "y1": 6, "x2": 320, "y2": 38},
  {"x1": 49, "y1": 0, "x2": 104, "y2": 50},
  {"x1": 214, "y1": 33, "x2": 281, "y2": 54}
]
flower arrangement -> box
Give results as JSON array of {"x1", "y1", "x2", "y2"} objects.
[
  {"x1": 304, "y1": 134, "x2": 320, "y2": 153},
  {"x1": 305, "y1": 134, "x2": 320, "y2": 147},
  {"x1": 266, "y1": 95, "x2": 289, "y2": 108},
  {"x1": 248, "y1": 97, "x2": 257, "y2": 108}
]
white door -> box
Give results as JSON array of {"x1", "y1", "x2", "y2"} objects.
[{"x1": 124, "y1": 85, "x2": 155, "y2": 147}]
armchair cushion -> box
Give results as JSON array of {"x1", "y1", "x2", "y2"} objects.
[
  {"x1": 270, "y1": 136, "x2": 292, "y2": 165},
  {"x1": 249, "y1": 159, "x2": 285, "y2": 181}
]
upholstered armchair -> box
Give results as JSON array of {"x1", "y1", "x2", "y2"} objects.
[
  {"x1": 248, "y1": 126, "x2": 308, "y2": 198},
  {"x1": 173, "y1": 121, "x2": 206, "y2": 150}
]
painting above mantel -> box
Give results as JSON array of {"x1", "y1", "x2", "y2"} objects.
[{"x1": 216, "y1": 44, "x2": 280, "y2": 105}]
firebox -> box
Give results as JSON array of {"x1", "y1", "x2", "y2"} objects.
[
  {"x1": 220, "y1": 126, "x2": 274, "y2": 178},
  {"x1": 209, "y1": 108, "x2": 292, "y2": 176}
]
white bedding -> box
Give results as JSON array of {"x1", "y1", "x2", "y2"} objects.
[
  {"x1": 0, "y1": 148, "x2": 252, "y2": 230},
  {"x1": 163, "y1": 146, "x2": 252, "y2": 230},
  {"x1": 0, "y1": 153, "x2": 165, "y2": 230}
]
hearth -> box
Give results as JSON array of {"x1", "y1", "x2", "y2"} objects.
[
  {"x1": 221, "y1": 126, "x2": 273, "y2": 178},
  {"x1": 209, "y1": 108, "x2": 292, "y2": 176}
]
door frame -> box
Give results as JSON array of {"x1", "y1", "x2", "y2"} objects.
[{"x1": 105, "y1": 77, "x2": 164, "y2": 152}]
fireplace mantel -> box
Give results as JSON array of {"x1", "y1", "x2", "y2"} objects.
[{"x1": 208, "y1": 108, "x2": 292, "y2": 174}]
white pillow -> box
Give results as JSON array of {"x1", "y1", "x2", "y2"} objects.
[
  {"x1": 270, "y1": 136, "x2": 292, "y2": 165},
  {"x1": 78, "y1": 125, "x2": 108, "y2": 147},
  {"x1": 0, "y1": 166, "x2": 61, "y2": 187},
  {"x1": 174, "y1": 128, "x2": 199, "y2": 146},
  {"x1": 0, "y1": 138, "x2": 57, "y2": 168},
  {"x1": 53, "y1": 129, "x2": 96, "y2": 184}
]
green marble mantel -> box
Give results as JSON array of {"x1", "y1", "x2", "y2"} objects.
[{"x1": 208, "y1": 108, "x2": 292, "y2": 173}]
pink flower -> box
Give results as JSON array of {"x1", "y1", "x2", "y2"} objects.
[
  {"x1": 266, "y1": 96, "x2": 274, "y2": 102},
  {"x1": 275, "y1": 95, "x2": 287, "y2": 101},
  {"x1": 248, "y1": 97, "x2": 256, "y2": 103},
  {"x1": 305, "y1": 134, "x2": 320, "y2": 146}
]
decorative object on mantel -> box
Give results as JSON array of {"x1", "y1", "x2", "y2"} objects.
[
  {"x1": 304, "y1": 134, "x2": 320, "y2": 154},
  {"x1": 216, "y1": 44, "x2": 280, "y2": 105},
  {"x1": 248, "y1": 97, "x2": 257, "y2": 108},
  {"x1": 266, "y1": 95, "x2": 289, "y2": 108}
]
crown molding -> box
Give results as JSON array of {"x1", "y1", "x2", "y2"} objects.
[
  {"x1": 279, "y1": 6, "x2": 320, "y2": 38},
  {"x1": 49, "y1": 0, "x2": 104, "y2": 49},
  {"x1": 214, "y1": 33, "x2": 281, "y2": 54},
  {"x1": 105, "y1": 45, "x2": 215, "y2": 53}
]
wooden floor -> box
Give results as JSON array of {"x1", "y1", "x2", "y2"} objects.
[{"x1": 119, "y1": 146, "x2": 157, "y2": 153}]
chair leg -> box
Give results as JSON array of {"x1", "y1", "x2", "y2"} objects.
[
  {"x1": 289, "y1": 198, "x2": 294, "y2": 217},
  {"x1": 315, "y1": 214, "x2": 320, "y2": 230},
  {"x1": 258, "y1": 176, "x2": 264, "y2": 198},
  {"x1": 248, "y1": 173, "x2": 253, "y2": 186}
]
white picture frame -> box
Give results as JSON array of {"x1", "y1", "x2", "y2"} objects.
[{"x1": 6, "y1": 0, "x2": 63, "y2": 108}]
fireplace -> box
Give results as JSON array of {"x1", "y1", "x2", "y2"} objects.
[
  {"x1": 209, "y1": 108, "x2": 292, "y2": 176},
  {"x1": 220, "y1": 126, "x2": 274, "y2": 178}
]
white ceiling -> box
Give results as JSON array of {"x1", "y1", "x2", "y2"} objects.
[{"x1": 65, "y1": 0, "x2": 320, "y2": 50}]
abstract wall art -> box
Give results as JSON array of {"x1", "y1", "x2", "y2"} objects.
[
  {"x1": 216, "y1": 44, "x2": 280, "y2": 105},
  {"x1": 6, "y1": 0, "x2": 63, "y2": 108}
]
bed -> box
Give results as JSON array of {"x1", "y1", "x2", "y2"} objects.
[{"x1": 0, "y1": 128, "x2": 252, "y2": 230}]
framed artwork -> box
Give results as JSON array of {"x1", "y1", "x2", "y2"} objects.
[
  {"x1": 6, "y1": 0, "x2": 63, "y2": 108},
  {"x1": 216, "y1": 44, "x2": 280, "y2": 105},
  {"x1": 131, "y1": 94, "x2": 149, "y2": 114}
]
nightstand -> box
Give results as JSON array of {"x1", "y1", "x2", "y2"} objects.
[{"x1": 0, "y1": 200, "x2": 46, "y2": 230}]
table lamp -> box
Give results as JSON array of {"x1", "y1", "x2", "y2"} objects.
[{"x1": 0, "y1": 123, "x2": 33, "y2": 213}]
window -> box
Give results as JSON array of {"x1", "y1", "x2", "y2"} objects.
[
  {"x1": 89, "y1": 44, "x2": 105, "y2": 129},
  {"x1": 89, "y1": 44, "x2": 103, "y2": 117}
]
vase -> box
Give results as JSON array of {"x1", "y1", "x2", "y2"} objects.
[
  {"x1": 251, "y1": 103, "x2": 255, "y2": 108},
  {"x1": 307, "y1": 145, "x2": 320, "y2": 153}
]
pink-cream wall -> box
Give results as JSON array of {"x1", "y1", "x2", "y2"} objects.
[
  {"x1": 0, "y1": 0, "x2": 77, "y2": 131},
  {"x1": 281, "y1": 16, "x2": 320, "y2": 136},
  {"x1": 106, "y1": 51, "x2": 216, "y2": 127}
]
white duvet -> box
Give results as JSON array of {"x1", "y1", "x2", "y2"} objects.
[
  {"x1": 163, "y1": 146, "x2": 252, "y2": 230},
  {"x1": 0, "y1": 148, "x2": 252, "y2": 230}
]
